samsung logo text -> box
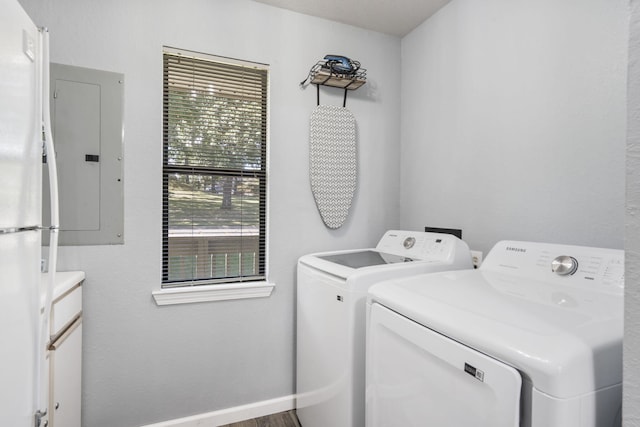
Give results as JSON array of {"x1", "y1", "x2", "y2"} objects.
[{"x1": 506, "y1": 247, "x2": 527, "y2": 253}]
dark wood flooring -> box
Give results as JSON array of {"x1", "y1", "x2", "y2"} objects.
[{"x1": 220, "y1": 410, "x2": 302, "y2": 427}]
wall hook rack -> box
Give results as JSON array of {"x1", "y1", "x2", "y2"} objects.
[{"x1": 300, "y1": 57, "x2": 366, "y2": 107}]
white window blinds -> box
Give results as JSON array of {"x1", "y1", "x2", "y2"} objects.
[{"x1": 162, "y1": 48, "x2": 268, "y2": 287}]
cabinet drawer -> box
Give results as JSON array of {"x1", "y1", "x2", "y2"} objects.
[{"x1": 51, "y1": 285, "x2": 82, "y2": 337}]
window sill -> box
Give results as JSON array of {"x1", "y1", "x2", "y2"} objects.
[{"x1": 152, "y1": 281, "x2": 275, "y2": 306}]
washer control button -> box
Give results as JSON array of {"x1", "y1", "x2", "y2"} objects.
[
  {"x1": 551, "y1": 255, "x2": 579, "y2": 276},
  {"x1": 403, "y1": 237, "x2": 416, "y2": 249}
]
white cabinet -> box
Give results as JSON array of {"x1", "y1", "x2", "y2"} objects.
[
  {"x1": 49, "y1": 321, "x2": 82, "y2": 427},
  {"x1": 44, "y1": 271, "x2": 84, "y2": 427}
]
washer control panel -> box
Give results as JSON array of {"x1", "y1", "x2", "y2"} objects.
[{"x1": 375, "y1": 230, "x2": 469, "y2": 262}]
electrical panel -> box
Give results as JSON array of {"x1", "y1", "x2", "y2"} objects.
[{"x1": 43, "y1": 63, "x2": 124, "y2": 245}]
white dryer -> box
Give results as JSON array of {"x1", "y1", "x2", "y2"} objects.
[
  {"x1": 366, "y1": 240, "x2": 624, "y2": 427},
  {"x1": 296, "y1": 230, "x2": 473, "y2": 427}
]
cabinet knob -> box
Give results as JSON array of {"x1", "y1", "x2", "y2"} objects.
[{"x1": 55, "y1": 402, "x2": 60, "y2": 410}]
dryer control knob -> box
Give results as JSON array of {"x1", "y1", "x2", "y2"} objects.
[{"x1": 551, "y1": 255, "x2": 578, "y2": 276}]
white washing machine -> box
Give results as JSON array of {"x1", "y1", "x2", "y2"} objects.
[
  {"x1": 366, "y1": 240, "x2": 624, "y2": 427},
  {"x1": 296, "y1": 230, "x2": 473, "y2": 427}
]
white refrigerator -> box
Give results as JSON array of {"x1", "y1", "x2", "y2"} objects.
[{"x1": 0, "y1": 0, "x2": 59, "y2": 426}]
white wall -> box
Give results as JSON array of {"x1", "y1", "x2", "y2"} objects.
[
  {"x1": 399, "y1": 0, "x2": 628, "y2": 254},
  {"x1": 625, "y1": 0, "x2": 640, "y2": 424},
  {"x1": 17, "y1": 1, "x2": 402, "y2": 426}
]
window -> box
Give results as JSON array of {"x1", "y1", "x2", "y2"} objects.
[{"x1": 162, "y1": 47, "x2": 268, "y2": 287}]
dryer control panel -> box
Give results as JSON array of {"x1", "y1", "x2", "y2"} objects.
[{"x1": 481, "y1": 240, "x2": 624, "y2": 294}]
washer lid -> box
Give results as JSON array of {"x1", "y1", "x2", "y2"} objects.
[
  {"x1": 317, "y1": 250, "x2": 414, "y2": 268},
  {"x1": 299, "y1": 248, "x2": 437, "y2": 282},
  {"x1": 368, "y1": 268, "x2": 623, "y2": 399}
]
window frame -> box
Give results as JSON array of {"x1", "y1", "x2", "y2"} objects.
[{"x1": 160, "y1": 47, "x2": 269, "y2": 291}]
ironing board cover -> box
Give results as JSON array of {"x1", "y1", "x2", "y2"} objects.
[{"x1": 309, "y1": 105, "x2": 357, "y2": 229}]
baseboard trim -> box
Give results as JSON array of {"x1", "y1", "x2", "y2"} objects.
[{"x1": 141, "y1": 395, "x2": 296, "y2": 427}]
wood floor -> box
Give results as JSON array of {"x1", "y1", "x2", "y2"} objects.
[{"x1": 220, "y1": 410, "x2": 302, "y2": 427}]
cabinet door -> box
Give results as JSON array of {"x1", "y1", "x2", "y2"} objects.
[{"x1": 50, "y1": 320, "x2": 82, "y2": 427}]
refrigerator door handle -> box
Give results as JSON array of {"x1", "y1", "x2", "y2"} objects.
[
  {"x1": 37, "y1": 27, "x2": 60, "y2": 423},
  {"x1": 34, "y1": 408, "x2": 47, "y2": 427}
]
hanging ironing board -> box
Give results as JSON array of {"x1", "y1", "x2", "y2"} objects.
[
  {"x1": 309, "y1": 105, "x2": 357, "y2": 229},
  {"x1": 302, "y1": 58, "x2": 365, "y2": 229}
]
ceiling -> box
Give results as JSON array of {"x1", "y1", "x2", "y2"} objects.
[{"x1": 251, "y1": 0, "x2": 452, "y2": 37}]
